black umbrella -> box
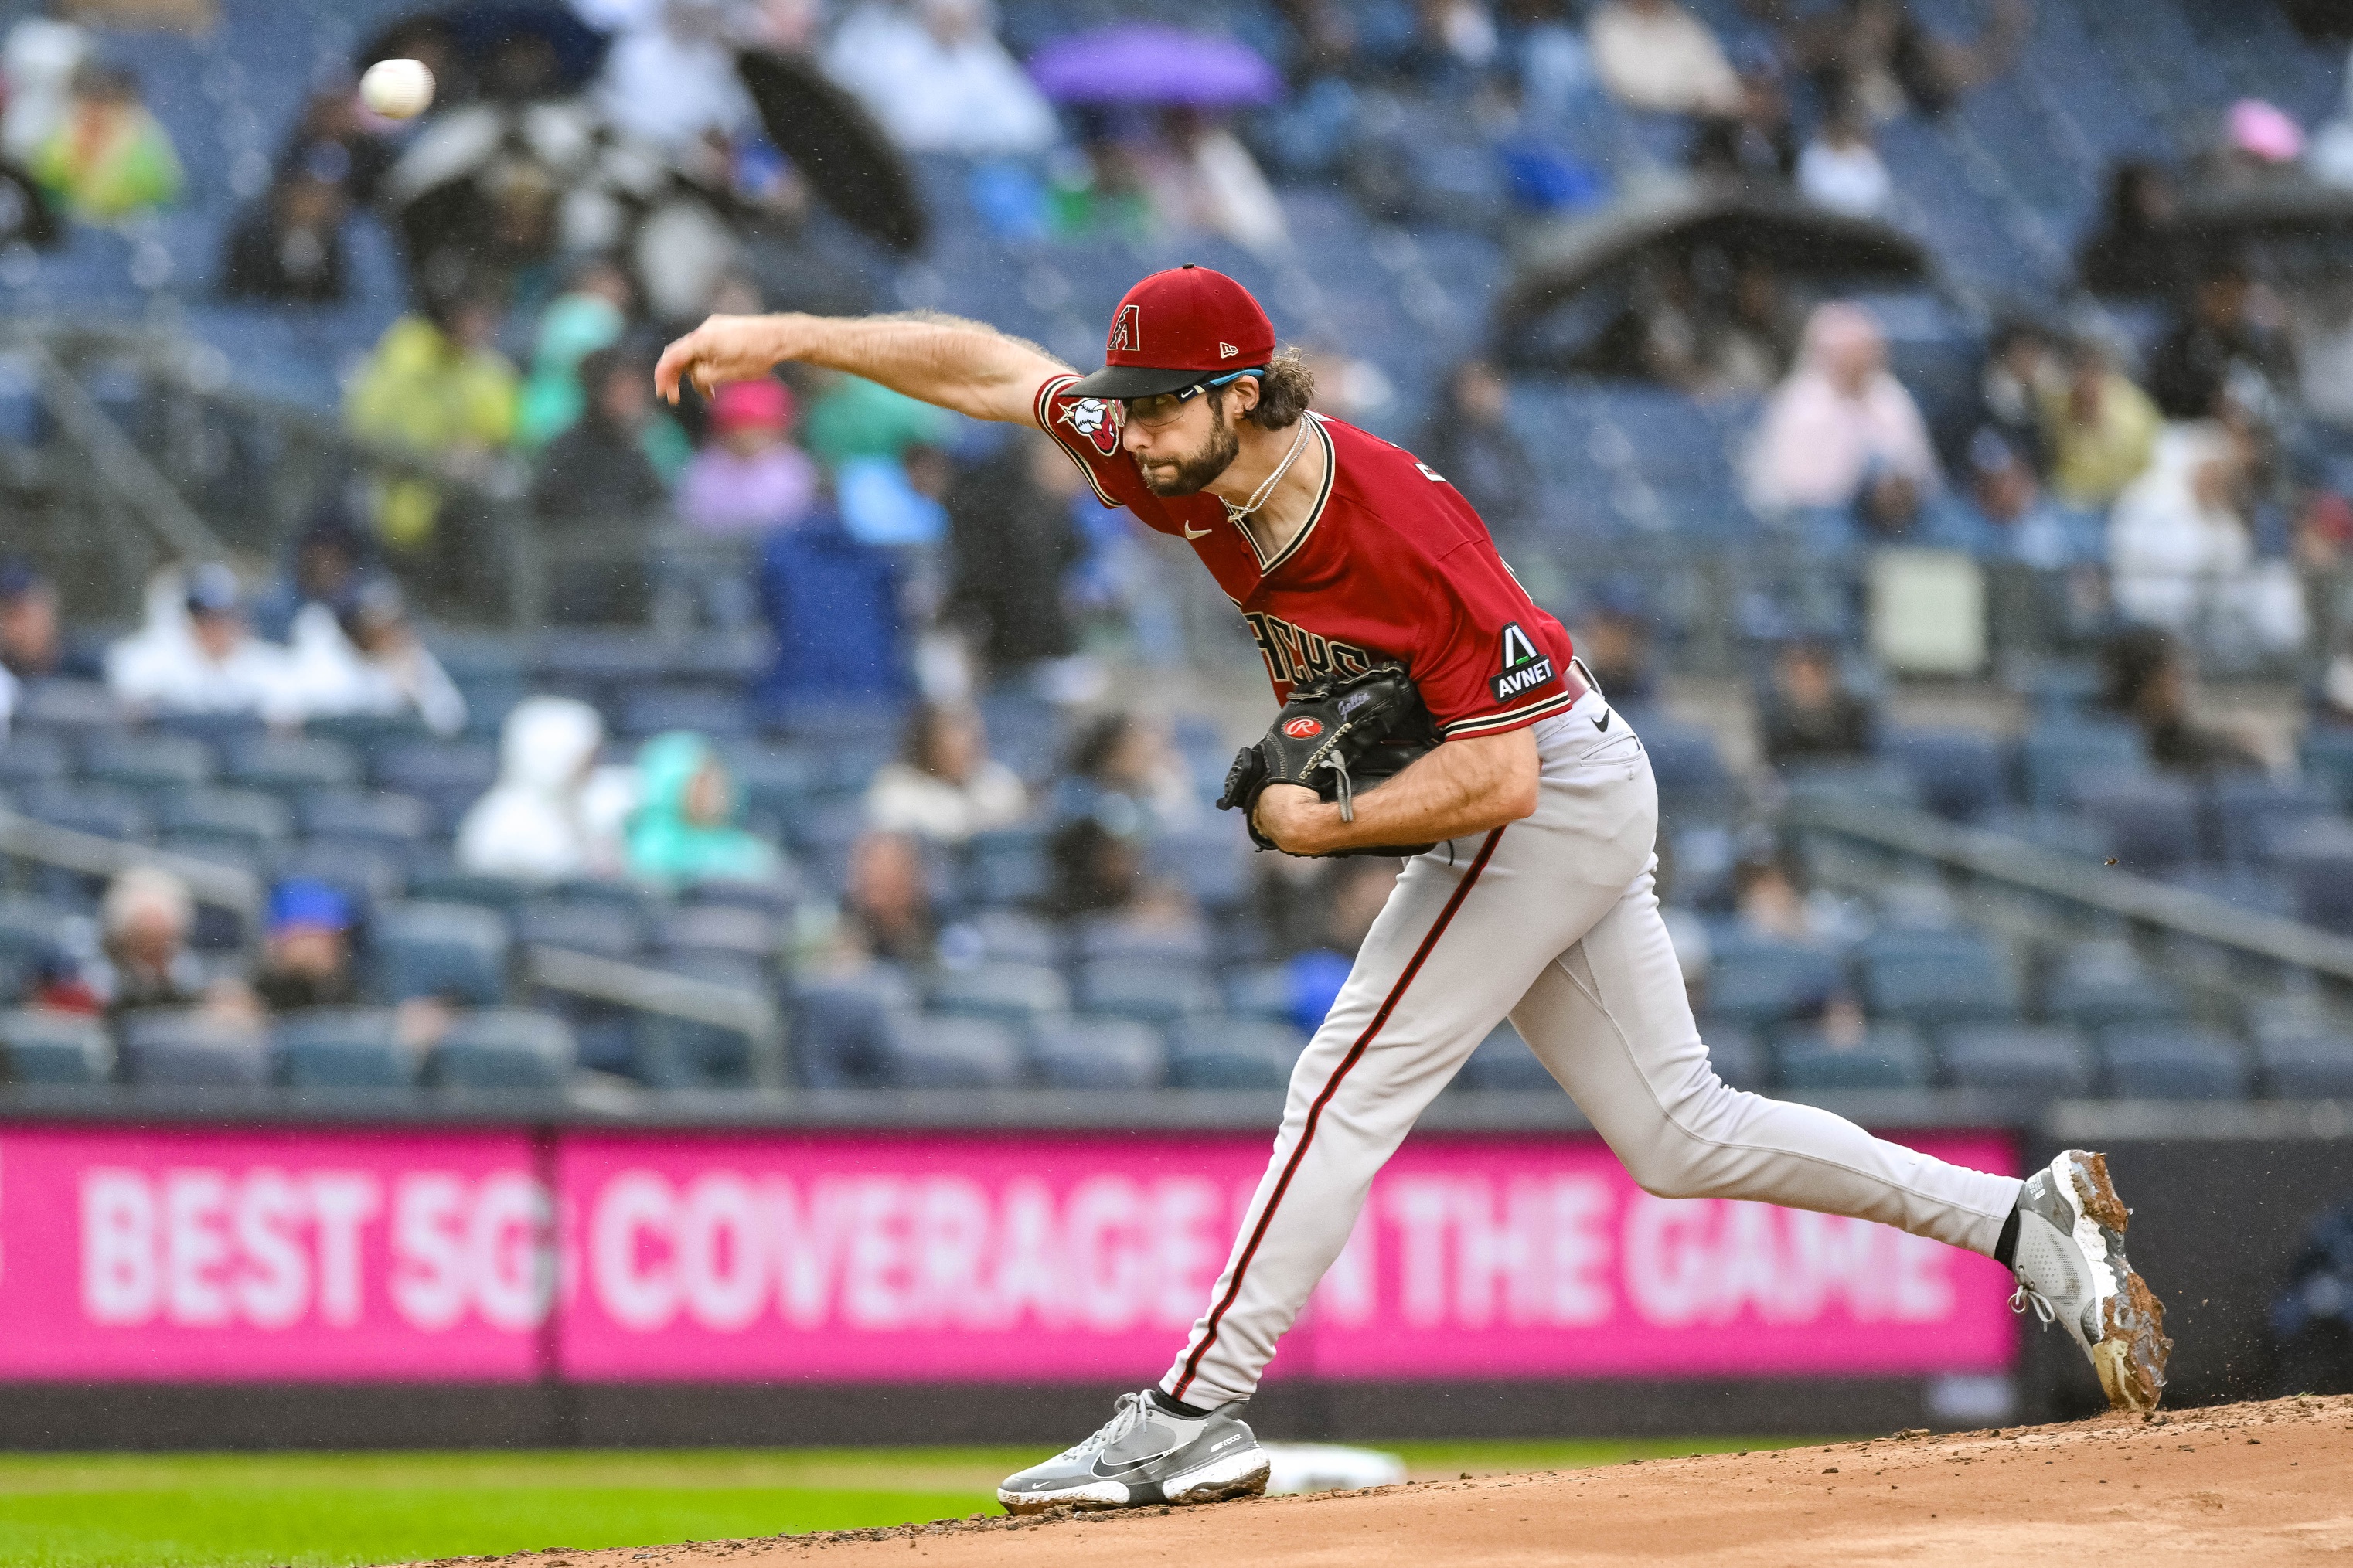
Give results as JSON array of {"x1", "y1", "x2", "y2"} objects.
[
  {"x1": 359, "y1": 2, "x2": 610, "y2": 104},
  {"x1": 737, "y1": 49, "x2": 925, "y2": 254},
  {"x1": 2171, "y1": 177, "x2": 2353, "y2": 279}
]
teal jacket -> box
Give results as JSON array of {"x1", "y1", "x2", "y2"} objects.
[{"x1": 626, "y1": 732, "x2": 781, "y2": 887}]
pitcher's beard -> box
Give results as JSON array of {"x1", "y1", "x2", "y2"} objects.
[{"x1": 1136, "y1": 404, "x2": 1241, "y2": 497}]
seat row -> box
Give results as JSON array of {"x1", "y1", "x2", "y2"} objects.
[{"x1": 0, "y1": 1007, "x2": 575, "y2": 1090}]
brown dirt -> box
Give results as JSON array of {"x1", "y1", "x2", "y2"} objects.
[{"x1": 421, "y1": 1393, "x2": 2353, "y2": 1568}]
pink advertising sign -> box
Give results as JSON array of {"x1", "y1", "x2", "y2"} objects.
[
  {"x1": 0, "y1": 1124, "x2": 2017, "y2": 1384},
  {"x1": 557, "y1": 1130, "x2": 2019, "y2": 1383},
  {"x1": 0, "y1": 1126, "x2": 546, "y2": 1381}
]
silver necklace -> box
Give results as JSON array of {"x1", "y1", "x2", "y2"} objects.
[{"x1": 1224, "y1": 417, "x2": 1314, "y2": 526}]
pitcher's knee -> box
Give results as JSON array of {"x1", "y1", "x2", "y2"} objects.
[
  {"x1": 1606, "y1": 1072, "x2": 1755, "y2": 1199},
  {"x1": 1619, "y1": 1141, "x2": 1716, "y2": 1200}
]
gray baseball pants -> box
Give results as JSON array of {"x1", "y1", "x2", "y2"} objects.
[{"x1": 1163, "y1": 688, "x2": 2024, "y2": 1406}]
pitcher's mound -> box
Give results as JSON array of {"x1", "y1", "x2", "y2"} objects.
[{"x1": 437, "y1": 1393, "x2": 2353, "y2": 1567}]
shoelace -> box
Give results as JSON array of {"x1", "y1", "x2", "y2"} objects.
[
  {"x1": 2009, "y1": 1283, "x2": 2056, "y2": 1325},
  {"x1": 1053, "y1": 1392, "x2": 1146, "y2": 1464}
]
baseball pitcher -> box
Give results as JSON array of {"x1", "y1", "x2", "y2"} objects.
[{"x1": 656, "y1": 266, "x2": 2169, "y2": 1514}]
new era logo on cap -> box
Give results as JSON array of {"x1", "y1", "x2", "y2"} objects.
[{"x1": 1219, "y1": 342, "x2": 1238, "y2": 359}]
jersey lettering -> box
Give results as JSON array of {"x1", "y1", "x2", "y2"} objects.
[{"x1": 1244, "y1": 611, "x2": 1378, "y2": 685}]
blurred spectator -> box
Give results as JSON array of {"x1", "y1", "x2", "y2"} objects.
[
  {"x1": 455, "y1": 696, "x2": 632, "y2": 882},
  {"x1": 1746, "y1": 303, "x2": 1939, "y2": 512},
  {"x1": 1586, "y1": 0, "x2": 1741, "y2": 115},
  {"x1": 287, "y1": 579, "x2": 468, "y2": 737},
  {"x1": 1045, "y1": 817, "x2": 1145, "y2": 920},
  {"x1": 1060, "y1": 713, "x2": 1200, "y2": 834},
  {"x1": 1729, "y1": 844, "x2": 1825, "y2": 944},
  {"x1": 942, "y1": 433, "x2": 1086, "y2": 689},
  {"x1": 96, "y1": 866, "x2": 247, "y2": 1021},
  {"x1": 252, "y1": 880, "x2": 359, "y2": 1014},
  {"x1": 2076, "y1": 162, "x2": 2188, "y2": 298},
  {"x1": 0, "y1": 559, "x2": 63, "y2": 683},
  {"x1": 29, "y1": 63, "x2": 182, "y2": 222},
  {"x1": 824, "y1": 0, "x2": 1057, "y2": 156},
  {"x1": 591, "y1": 0, "x2": 758, "y2": 155},
  {"x1": 1689, "y1": 53, "x2": 1799, "y2": 182},
  {"x1": 346, "y1": 292, "x2": 522, "y2": 551},
  {"x1": 1139, "y1": 107, "x2": 1289, "y2": 257},
  {"x1": 2109, "y1": 422, "x2": 2307, "y2": 657},
  {"x1": 1971, "y1": 318, "x2": 2058, "y2": 476},
  {"x1": 1280, "y1": 859, "x2": 1399, "y2": 1035},
  {"x1": 2037, "y1": 338, "x2": 2162, "y2": 510},
  {"x1": 533, "y1": 345, "x2": 681, "y2": 529},
  {"x1": 626, "y1": 731, "x2": 784, "y2": 889},
  {"x1": 2215, "y1": 97, "x2": 2306, "y2": 182},
  {"x1": 2147, "y1": 257, "x2": 2300, "y2": 424},
  {"x1": 756, "y1": 505, "x2": 911, "y2": 712},
  {"x1": 219, "y1": 162, "x2": 348, "y2": 304},
  {"x1": 252, "y1": 507, "x2": 370, "y2": 644},
  {"x1": 104, "y1": 565, "x2": 305, "y2": 723},
  {"x1": 2, "y1": 16, "x2": 90, "y2": 164},
  {"x1": 865, "y1": 702, "x2": 1027, "y2": 845},
  {"x1": 1415, "y1": 361, "x2": 1538, "y2": 544},
  {"x1": 679, "y1": 378, "x2": 820, "y2": 535},
  {"x1": 2314, "y1": 69, "x2": 2353, "y2": 189},
  {"x1": 274, "y1": 84, "x2": 396, "y2": 209},
  {"x1": 1795, "y1": 98, "x2": 1891, "y2": 217},
  {"x1": 1572, "y1": 584, "x2": 1657, "y2": 708},
  {"x1": 1761, "y1": 638, "x2": 1874, "y2": 767},
  {"x1": 1047, "y1": 131, "x2": 1156, "y2": 241},
  {"x1": 1965, "y1": 430, "x2": 2102, "y2": 569},
  {"x1": 832, "y1": 828, "x2": 934, "y2": 966},
  {"x1": 518, "y1": 260, "x2": 636, "y2": 450},
  {"x1": 1778, "y1": 0, "x2": 2027, "y2": 121},
  {"x1": 2099, "y1": 624, "x2": 2265, "y2": 776},
  {"x1": 800, "y1": 371, "x2": 958, "y2": 470}
]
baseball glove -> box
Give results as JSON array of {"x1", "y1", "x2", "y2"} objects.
[{"x1": 1217, "y1": 665, "x2": 1440, "y2": 858}]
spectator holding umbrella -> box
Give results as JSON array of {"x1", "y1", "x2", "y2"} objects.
[{"x1": 825, "y1": 0, "x2": 1056, "y2": 156}]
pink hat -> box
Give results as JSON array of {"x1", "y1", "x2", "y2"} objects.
[
  {"x1": 710, "y1": 377, "x2": 794, "y2": 434},
  {"x1": 2229, "y1": 98, "x2": 2304, "y2": 164}
]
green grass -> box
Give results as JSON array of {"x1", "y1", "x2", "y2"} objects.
[{"x1": 0, "y1": 1437, "x2": 1823, "y2": 1568}]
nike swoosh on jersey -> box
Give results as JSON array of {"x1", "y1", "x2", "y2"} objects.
[{"x1": 1181, "y1": 522, "x2": 1212, "y2": 539}]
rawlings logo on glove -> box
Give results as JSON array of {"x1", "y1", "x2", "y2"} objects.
[{"x1": 1217, "y1": 665, "x2": 1439, "y2": 858}]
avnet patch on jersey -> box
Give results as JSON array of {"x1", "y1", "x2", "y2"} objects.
[{"x1": 1490, "y1": 621, "x2": 1555, "y2": 702}]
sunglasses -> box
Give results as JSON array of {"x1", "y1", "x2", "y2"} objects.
[{"x1": 1119, "y1": 369, "x2": 1262, "y2": 430}]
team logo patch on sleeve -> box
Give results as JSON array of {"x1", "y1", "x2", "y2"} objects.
[
  {"x1": 1057, "y1": 396, "x2": 1122, "y2": 457},
  {"x1": 1490, "y1": 621, "x2": 1556, "y2": 702}
]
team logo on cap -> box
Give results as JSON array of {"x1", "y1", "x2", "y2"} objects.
[
  {"x1": 1058, "y1": 395, "x2": 1122, "y2": 457},
  {"x1": 1109, "y1": 304, "x2": 1140, "y2": 354},
  {"x1": 1282, "y1": 716, "x2": 1323, "y2": 738}
]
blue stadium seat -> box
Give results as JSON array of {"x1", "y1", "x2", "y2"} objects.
[
  {"x1": 1698, "y1": 1022, "x2": 1769, "y2": 1090},
  {"x1": 1074, "y1": 958, "x2": 1222, "y2": 1025},
  {"x1": 1775, "y1": 1022, "x2": 1933, "y2": 1090},
  {"x1": 1856, "y1": 930, "x2": 2020, "y2": 1027},
  {"x1": 272, "y1": 1009, "x2": 413, "y2": 1089},
  {"x1": 1221, "y1": 964, "x2": 1295, "y2": 1025},
  {"x1": 2209, "y1": 773, "x2": 2340, "y2": 865},
  {"x1": 1071, "y1": 918, "x2": 1214, "y2": 967},
  {"x1": 297, "y1": 791, "x2": 434, "y2": 849},
  {"x1": 370, "y1": 740, "x2": 499, "y2": 828},
  {"x1": 400, "y1": 868, "x2": 536, "y2": 913},
  {"x1": 959, "y1": 909, "x2": 1062, "y2": 968},
  {"x1": 2246, "y1": 1001, "x2": 2353, "y2": 1099},
  {"x1": 223, "y1": 735, "x2": 362, "y2": 797},
  {"x1": 654, "y1": 905, "x2": 778, "y2": 961},
  {"x1": 1031, "y1": 1016, "x2": 1166, "y2": 1089},
  {"x1": 1149, "y1": 826, "x2": 1252, "y2": 910},
  {"x1": 791, "y1": 982, "x2": 907, "y2": 1087},
  {"x1": 964, "y1": 827, "x2": 1051, "y2": 908},
  {"x1": 1881, "y1": 727, "x2": 2007, "y2": 821},
  {"x1": 0, "y1": 730, "x2": 69, "y2": 787},
  {"x1": 15, "y1": 680, "x2": 123, "y2": 731},
  {"x1": 2300, "y1": 726, "x2": 2353, "y2": 808},
  {"x1": 2043, "y1": 942, "x2": 2188, "y2": 1032},
  {"x1": 514, "y1": 900, "x2": 644, "y2": 958},
  {"x1": 929, "y1": 962, "x2": 1068, "y2": 1030},
  {"x1": 19, "y1": 784, "x2": 150, "y2": 842},
  {"x1": 2018, "y1": 723, "x2": 2145, "y2": 810},
  {"x1": 2268, "y1": 820, "x2": 2353, "y2": 935},
  {"x1": 618, "y1": 685, "x2": 754, "y2": 740},
  {"x1": 155, "y1": 787, "x2": 293, "y2": 852},
  {"x1": 2075, "y1": 778, "x2": 2201, "y2": 874},
  {"x1": 0, "y1": 1009, "x2": 113, "y2": 1083},
  {"x1": 424, "y1": 1009, "x2": 576, "y2": 1090},
  {"x1": 887, "y1": 1014, "x2": 1026, "y2": 1088},
  {"x1": 372, "y1": 901, "x2": 512, "y2": 1005},
  {"x1": 83, "y1": 732, "x2": 213, "y2": 792},
  {"x1": 1939, "y1": 1024, "x2": 2096, "y2": 1098},
  {"x1": 2097, "y1": 1025, "x2": 2250, "y2": 1100},
  {"x1": 0, "y1": 894, "x2": 69, "y2": 981},
  {"x1": 682, "y1": 876, "x2": 799, "y2": 920},
  {"x1": 1775, "y1": 759, "x2": 1921, "y2": 812},
  {"x1": 1701, "y1": 936, "x2": 1843, "y2": 1027},
  {"x1": 1639, "y1": 723, "x2": 1732, "y2": 817},
  {"x1": 1165, "y1": 1017, "x2": 1304, "y2": 1090},
  {"x1": 117, "y1": 1010, "x2": 267, "y2": 1086},
  {"x1": 1456, "y1": 1019, "x2": 1555, "y2": 1092}
]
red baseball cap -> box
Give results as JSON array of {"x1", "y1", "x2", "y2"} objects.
[{"x1": 1067, "y1": 264, "x2": 1277, "y2": 400}]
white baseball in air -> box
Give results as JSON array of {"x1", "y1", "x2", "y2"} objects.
[{"x1": 359, "y1": 57, "x2": 436, "y2": 120}]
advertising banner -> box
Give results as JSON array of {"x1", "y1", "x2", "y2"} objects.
[{"x1": 0, "y1": 1124, "x2": 2017, "y2": 1383}]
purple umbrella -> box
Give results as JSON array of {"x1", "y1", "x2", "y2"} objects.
[{"x1": 1027, "y1": 25, "x2": 1282, "y2": 108}]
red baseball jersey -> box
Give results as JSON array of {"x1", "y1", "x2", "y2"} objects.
[{"x1": 1033, "y1": 373, "x2": 1577, "y2": 739}]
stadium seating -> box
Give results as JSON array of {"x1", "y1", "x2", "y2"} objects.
[
  {"x1": 424, "y1": 1009, "x2": 577, "y2": 1090},
  {"x1": 1165, "y1": 1017, "x2": 1304, "y2": 1090},
  {"x1": 117, "y1": 1010, "x2": 268, "y2": 1087},
  {"x1": 1775, "y1": 1023, "x2": 1935, "y2": 1091},
  {"x1": 272, "y1": 1009, "x2": 413, "y2": 1089},
  {"x1": 2096, "y1": 1025, "x2": 2253, "y2": 1101},
  {"x1": 887, "y1": 1015, "x2": 1027, "y2": 1089},
  {"x1": 1939, "y1": 1024, "x2": 2097, "y2": 1099},
  {"x1": 1032, "y1": 1016, "x2": 1166, "y2": 1090},
  {"x1": 372, "y1": 901, "x2": 512, "y2": 1006},
  {"x1": 0, "y1": 1008, "x2": 114, "y2": 1083}
]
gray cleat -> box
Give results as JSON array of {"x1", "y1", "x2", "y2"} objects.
[
  {"x1": 2008, "y1": 1148, "x2": 2171, "y2": 1413},
  {"x1": 996, "y1": 1390, "x2": 1271, "y2": 1515}
]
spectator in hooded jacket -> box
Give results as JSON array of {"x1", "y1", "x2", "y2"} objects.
[
  {"x1": 346, "y1": 291, "x2": 521, "y2": 550},
  {"x1": 625, "y1": 731, "x2": 783, "y2": 889},
  {"x1": 455, "y1": 696, "x2": 633, "y2": 882},
  {"x1": 287, "y1": 578, "x2": 468, "y2": 737},
  {"x1": 30, "y1": 63, "x2": 180, "y2": 222}
]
